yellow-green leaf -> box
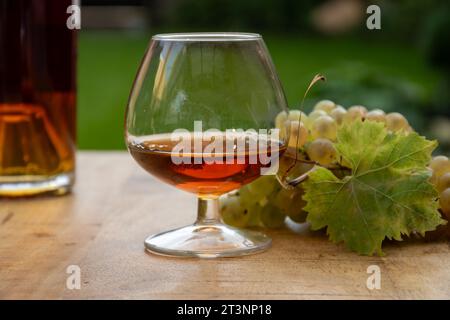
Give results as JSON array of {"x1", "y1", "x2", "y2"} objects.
[{"x1": 303, "y1": 121, "x2": 446, "y2": 255}]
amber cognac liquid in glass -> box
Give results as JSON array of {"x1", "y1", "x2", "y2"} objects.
[
  {"x1": 128, "y1": 133, "x2": 285, "y2": 197},
  {"x1": 0, "y1": 0, "x2": 76, "y2": 196}
]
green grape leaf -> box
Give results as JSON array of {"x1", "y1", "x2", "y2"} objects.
[{"x1": 303, "y1": 121, "x2": 446, "y2": 256}]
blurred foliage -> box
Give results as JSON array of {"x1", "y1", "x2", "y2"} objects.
[
  {"x1": 419, "y1": 2, "x2": 450, "y2": 70},
  {"x1": 379, "y1": 0, "x2": 445, "y2": 40},
  {"x1": 77, "y1": 0, "x2": 449, "y2": 152},
  {"x1": 77, "y1": 32, "x2": 441, "y2": 150},
  {"x1": 419, "y1": 4, "x2": 450, "y2": 119},
  {"x1": 304, "y1": 63, "x2": 428, "y2": 130},
  {"x1": 159, "y1": 0, "x2": 317, "y2": 33}
]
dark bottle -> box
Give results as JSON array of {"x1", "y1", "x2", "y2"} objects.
[{"x1": 0, "y1": 0, "x2": 77, "y2": 196}]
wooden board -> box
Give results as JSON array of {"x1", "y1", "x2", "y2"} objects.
[{"x1": 0, "y1": 151, "x2": 449, "y2": 299}]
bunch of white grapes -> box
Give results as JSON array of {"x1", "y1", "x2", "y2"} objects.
[
  {"x1": 429, "y1": 156, "x2": 450, "y2": 220},
  {"x1": 275, "y1": 99, "x2": 413, "y2": 168},
  {"x1": 221, "y1": 99, "x2": 448, "y2": 228},
  {"x1": 220, "y1": 175, "x2": 308, "y2": 228}
]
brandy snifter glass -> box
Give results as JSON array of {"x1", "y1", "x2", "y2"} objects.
[{"x1": 125, "y1": 33, "x2": 289, "y2": 258}]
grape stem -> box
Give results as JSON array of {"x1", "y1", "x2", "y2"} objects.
[
  {"x1": 285, "y1": 161, "x2": 351, "y2": 187},
  {"x1": 284, "y1": 154, "x2": 350, "y2": 170},
  {"x1": 287, "y1": 166, "x2": 317, "y2": 186}
]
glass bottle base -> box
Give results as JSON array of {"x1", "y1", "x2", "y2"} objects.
[
  {"x1": 0, "y1": 172, "x2": 74, "y2": 197},
  {"x1": 145, "y1": 223, "x2": 271, "y2": 258}
]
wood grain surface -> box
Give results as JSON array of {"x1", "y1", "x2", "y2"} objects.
[{"x1": 0, "y1": 152, "x2": 449, "y2": 299}]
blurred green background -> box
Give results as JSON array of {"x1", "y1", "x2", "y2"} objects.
[{"x1": 78, "y1": 0, "x2": 450, "y2": 151}]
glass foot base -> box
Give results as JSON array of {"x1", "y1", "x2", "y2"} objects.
[
  {"x1": 145, "y1": 223, "x2": 271, "y2": 258},
  {"x1": 0, "y1": 172, "x2": 74, "y2": 197}
]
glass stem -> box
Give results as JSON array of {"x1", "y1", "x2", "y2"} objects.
[{"x1": 196, "y1": 197, "x2": 221, "y2": 225}]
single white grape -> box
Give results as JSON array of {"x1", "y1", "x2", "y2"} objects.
[
  {"x1": 273, "y1": 188, "x2": 291, "y2": 211},
  {"x1": 247, "y1": 175, "x2": 276, "y2": 198},
  {"x1": 288, "y1": 110, "x2": 308, "y2": 121},
  {"x1": 288, "y1": 110, "x2": 301, "y2": 120},
  {"x1": 439, "y1": 188, "x2": 450, "y2": 216},
  {"x1": 260, "y1": 203, "x2": 286, "y2": 228},
  {"x1": 300, "y1": 112, "x2": 310, "y2": 125},
  {"x1": 349, "y1": 105, "x2": 368, "y2": 114},
  {"x1": 344, "y1": 105, "x2": 367, "y2": 123},
  {"x1": 386, "y1": 112, "x2": 409, "y2": 132},
  {"x1": 286, "y1": 190, "x2": 308, "y2": 223},
  {"x1": 437, "y1": 173, "x2": 450, "y2": 193},
  {"x1": 308, "y1": 110, "x2": 327, "y2": 122},
  {"x1": 365, "y1": 109, "x2": 386, "y2": 123},
  {"x1": 311, "y1": 115, "x2": 337, "y2": 141},
  {"x1": 306, "y1": 138, "x2": 337, "y2": 166},
  {"x1": 430, "y1": 155, "x2": 450, "y2": 184},
  {"x1": 330, "y1": 105, "x2": 347, "y2": 125},
  {"x1": 275, "y1": 111, "x2": 289, "y2": 140},
  {"x1": 238, "y1": 186, "x2": 262, "y2": 207},
  {"x1": 220, "y1": 196, "x2": 251, "y2": 227},
  {"x1": 272, "y1": 188, "x2": 306, "y2": 223},
  {"x1": 404, "y1": 125, "x2": 414, "y2": 133},
  {"x1": 238, "y1": 188, "x2": 264, "y2": 227},
  {"x1": 313, "y1": 100, "x2": 336, "y2": 113},
  {"x1": 275, "y1": 111, "x2": 288, "y2": 130},
  {"x1": 430, "y1": 155, "x2": 449, "y2": 172},
  {"x1": 246, "y1": 203, "x2": 263, "y2": 227},
  {"x1": 287, "y1": 120, "x2": 309, "y2": 149}
]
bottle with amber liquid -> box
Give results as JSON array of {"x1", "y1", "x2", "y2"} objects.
[{"x1": 0, "y1": 0, "x2": 77, "y2": 196}]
